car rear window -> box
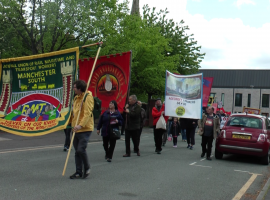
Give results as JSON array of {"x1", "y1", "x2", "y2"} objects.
[{"x1": 227, "y1": 117, "x2": 262, "y2": 129}]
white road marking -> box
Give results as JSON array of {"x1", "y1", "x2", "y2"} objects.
[
  {"x1": 200, "y1": 158, "x2": 206, "y2": 161},
  {"x1": 190, "y1": 162, "x2": 197, "y2": 165},
  {"x1": 0, "y1": 137, "x2": 12, "y2": 141},
  {"x1": 234, "y1": 170, "x2": 262, "y2": 176},
  {"x1": 0, "y1": 141, "x2": 102, "y2": 154},
  {"x1": 193, "y1": 165, "x2": 212, "y2": 168}
]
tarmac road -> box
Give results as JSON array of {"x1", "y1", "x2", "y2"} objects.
[{"x1": 0, "y1": 128, "x2": 270, "y2": 200}]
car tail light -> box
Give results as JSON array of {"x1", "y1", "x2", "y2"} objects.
[
  {"x1": 257, "y1": 134, "x2": 266, "y2": 142},
  {"x1": 220, "y1": 130, "x2": 226, "y2": 138}
]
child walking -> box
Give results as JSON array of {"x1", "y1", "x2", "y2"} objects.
[{"x1": 170, "y1": 117, "x2": 181, "y2": 147}]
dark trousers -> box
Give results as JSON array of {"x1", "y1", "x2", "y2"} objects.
[
  {"x1": 133, "y1": 127, "x2": 142, "y2": 151},
  {"x1": 64, "y1": 128, "x2": 72, "y2": 148},
  {"x1": 162, "y1": 130, "x2": 167, "y2": 145},
  {"x1": 186, "y1": 127, "x2": 196, "y2": 145},
  {"x1": 173, "y1": 137, "x2": 177, "y2": 145},
  {"x1": 125, "y1": 129, "x2": 140, "y2": 155},
  {"x1": 102, "y1": 136, "x2": 116, "y2": 159},
  {"x1": 153, "y1": 126, "x2": 164, "y2": 151},
  {"x1": 202, "y1": 135, "x2": 214, "y2": 157},
  {"x1": 73, "y1": 131, "x2": 92, "y2": 174}
]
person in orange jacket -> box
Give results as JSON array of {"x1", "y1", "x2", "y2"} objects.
[{"x1": 152, "y1": 98, "x2": 168, "y2": 154}]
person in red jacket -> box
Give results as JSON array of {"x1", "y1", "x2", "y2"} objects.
[{"x1": 152, "y1": 98, "x2": 168, "y2": 154}]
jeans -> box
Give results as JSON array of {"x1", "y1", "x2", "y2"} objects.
[
  {"x1": 167, "y1": 121, "x2": 172, "y2": 137},
  {"x1": 125, "y1": 129, "x2": 140, "y2": 155},
  {"x1": 181, "y1": 128, "x2": 187, "y2": 140},
  {"x1": 202, "y1": 135, "x2": 214, "y2": 157},
  {"x1": 64, "y1": 128, "x2": 72, "y2": 148},
  {"x1": 73, "y1": 131, "x2": 92, "y2": 174},
  {"x1": 103, "y1": 136, "x2": 117, "y2": 159}
]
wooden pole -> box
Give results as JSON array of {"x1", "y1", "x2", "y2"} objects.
[
  {"x1": 62, "y1": 44, "x2": 102, "y2": 176},
  {"x1": 81, "y1": 42, "x2": 103, "y2": 49}
]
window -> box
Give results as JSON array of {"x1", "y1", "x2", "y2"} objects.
[
  {"x1": 247, "y1": 94, "x2": 251, "y2": 107},
  {"x1": 221, "y1": 93, "x2": 225, "y2": 106},
  {"x1": 235, "y1": 93, "x2": 242, "y2": 107},
  {"x1": 227, "y1": 117, "x2": 262, "y2": 129},
  {"x1": 262, "y1": 94, "x2": 269, "y2": 108},
  {"x1": 210, "y1": 93, "x2": 215, "y2": 98}
]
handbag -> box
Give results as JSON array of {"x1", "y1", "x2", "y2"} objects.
[
  {"x1": 156, "y1": 115, "x2": 166, "y2": 130},
  {"x1": 109, "y1": 113, "x2": 121, "y2": 140},
  {"x1": 110, "y1": 127, "x2": 121, "y2": 140},
  {"x1": 168, "y1": 134, "x2": 172, "y2": 141}
]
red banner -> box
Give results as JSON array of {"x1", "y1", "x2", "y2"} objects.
[
  {"x1": 203, "y1": 77, "x2": 214, "y2": 107},
  {"x1": 79, "y1": 51, "x2": 131, "y2": 114}
]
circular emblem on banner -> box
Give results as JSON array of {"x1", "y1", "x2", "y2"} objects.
[
  {"x1": 90, "y1": 62, "x2": 127, "y2": 99},
  {"x1": 175, "y1": 106, "x2": 185, "y2": 116}
]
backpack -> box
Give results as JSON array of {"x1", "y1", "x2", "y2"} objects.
[{"x1": 83, "y1": 93, "x2": 102, "y2": 120}]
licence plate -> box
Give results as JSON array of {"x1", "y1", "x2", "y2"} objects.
[{"x1": 232, "y1": 135, "x2": 251, "y2": 140}]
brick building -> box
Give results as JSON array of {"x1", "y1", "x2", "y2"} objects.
[{"x1": 199, "y1": 69, "x2": 270, "y2": 117}]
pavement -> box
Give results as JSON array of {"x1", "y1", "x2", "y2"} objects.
[{"x1": 1, "y1": 127, "x2": 270, "y2": 200}]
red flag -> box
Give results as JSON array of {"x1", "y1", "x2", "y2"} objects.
[
  {"x1": 79, "y1": 51, "x2": 131, "y2": 114},
  {"x1": 203, "y1": 77, "x2": 214, "y2": 107}
]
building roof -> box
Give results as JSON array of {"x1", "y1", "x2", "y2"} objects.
[{"x1": 199, "y1": 69, "x2": 270, "y2": 89}]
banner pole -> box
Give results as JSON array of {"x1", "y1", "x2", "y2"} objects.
[
  {"x1": 81, "y1": 42, "x2": 103, "y2": 49},
  {"x1": 62, "y1": 44, "x2": 102, "y2": 176}
]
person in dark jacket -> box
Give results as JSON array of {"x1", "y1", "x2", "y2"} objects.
[
  {"x1": 123, "y1": 95, "x2": 141, "y2": 157},
  {"x1": 185, "y1": 118, "x2": 198, "y2": 150},
  {"x1": 170, "y1": 117, "x2": 181, "y2": 147},
  {"x1": 97, "y1": 100, "x2": 123, "y2": 162}
]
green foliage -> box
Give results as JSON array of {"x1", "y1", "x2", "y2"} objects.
[
  {"x1": 0, "y1": 0, "x2": 128, "y2": 57},
  {"x1": 0, "y1": 1, "x2": 204, "y2": 102}
]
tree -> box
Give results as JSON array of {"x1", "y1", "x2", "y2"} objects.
[
  {"x1": 0, "y1": 0, "x2": 129, "y2": 58},
  {"x1": 101, "y1": 14, "x2": 179, "y2": 104},
  {"x1": 142, "y1": 5, "x2": 205, "y2": 75}
]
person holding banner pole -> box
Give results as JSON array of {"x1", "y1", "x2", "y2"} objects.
[
  {"x1": 152, "y1": 98, "x2": 168, "y2": 154},
  {"x1": 69, "y1": 80, "x2": 94, "y2": 179}
]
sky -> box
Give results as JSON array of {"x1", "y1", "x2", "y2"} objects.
[{"x1": 119, "y1": 0, "x2": 270, "y2": 69}]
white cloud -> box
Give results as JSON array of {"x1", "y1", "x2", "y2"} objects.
[
  {"x1": 119, "y1": 0, "x2": 270, "y2": 69},
  {"x1": 234, "y1": 0, "x2": 256, "y2": 8}
]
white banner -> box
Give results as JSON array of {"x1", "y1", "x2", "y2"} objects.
[
  {"x1": 165, "y1": 71, "x2": 203, "y2": 119},
  {"x1": 220, "y1": 116, "x2": 229, "y2": 129}
]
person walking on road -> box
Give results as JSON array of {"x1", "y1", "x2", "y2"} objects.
[
  {"x1": 170, "y1": 117, "x2": 181, "y2": 147},
  {"x1": 123, "y1": 95, "x2": 141, "y2": 157},
  {"x1": 132, "y1": 101, "x2": 146, "y2": 153},
  {"x1": 198, "y1": 106, "x2": 220, "y2": 160},
  {"x1": 185, "y1": 118, "x2": 198, "y2": 150},
  {"x1": 179, "y1": 118, "x2": 187, "y2": 142},
  {"x1": 69, "y1": 80, "x2": 94, "y2": 179},
  {"x1": 97, "y1": 100, "x2": 123, "y2": 162},
  {"x1": 152, "y1": 98, "x2": 168, "y2": 154}
]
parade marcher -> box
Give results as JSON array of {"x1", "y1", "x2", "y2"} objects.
[
  {"x1": 123, "y1": 95, "x2": 141, "y2": 157},
  {"x1": 198, "y1": 106, "x2": 220, "y2": 161},
  {"x1": 63, "y1": 126, "x2": 72, "y2": 151},
  {"x1": 69, "y1": 80, "x2": 94, "y2": 179},
  {"x1": 179, "y1": 118, "x2": 187, "y2": 142},
  {"x1": 170, "y1": 117, "x2": 181, "y2": 147},
  {"x1": 132, "y1": 101, "x2": 146, "y2": 153},
  {"x1": 152, "y1": 98, "x2": 168, "y2": 154},
  {"x1": 185, "y1": 118, "x2": 198, "y2": 150},
  {"x1": 121, "y1": 112, "x2": 126, "y2": 135},
  {"x1": 97, "y1": 100, "x2": 123, "y2": 162}
]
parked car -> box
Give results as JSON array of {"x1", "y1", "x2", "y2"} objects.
[{"x1": 215, "y1": 113, "x2": 270, "y2": 165}]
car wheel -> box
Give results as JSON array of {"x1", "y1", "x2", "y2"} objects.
[
  {"x1": 261, "y1": 149, "x2": 270, "y2": 165},
  {"x1": 215, "y1": 148, "x2": 223, "y2": 159}
]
